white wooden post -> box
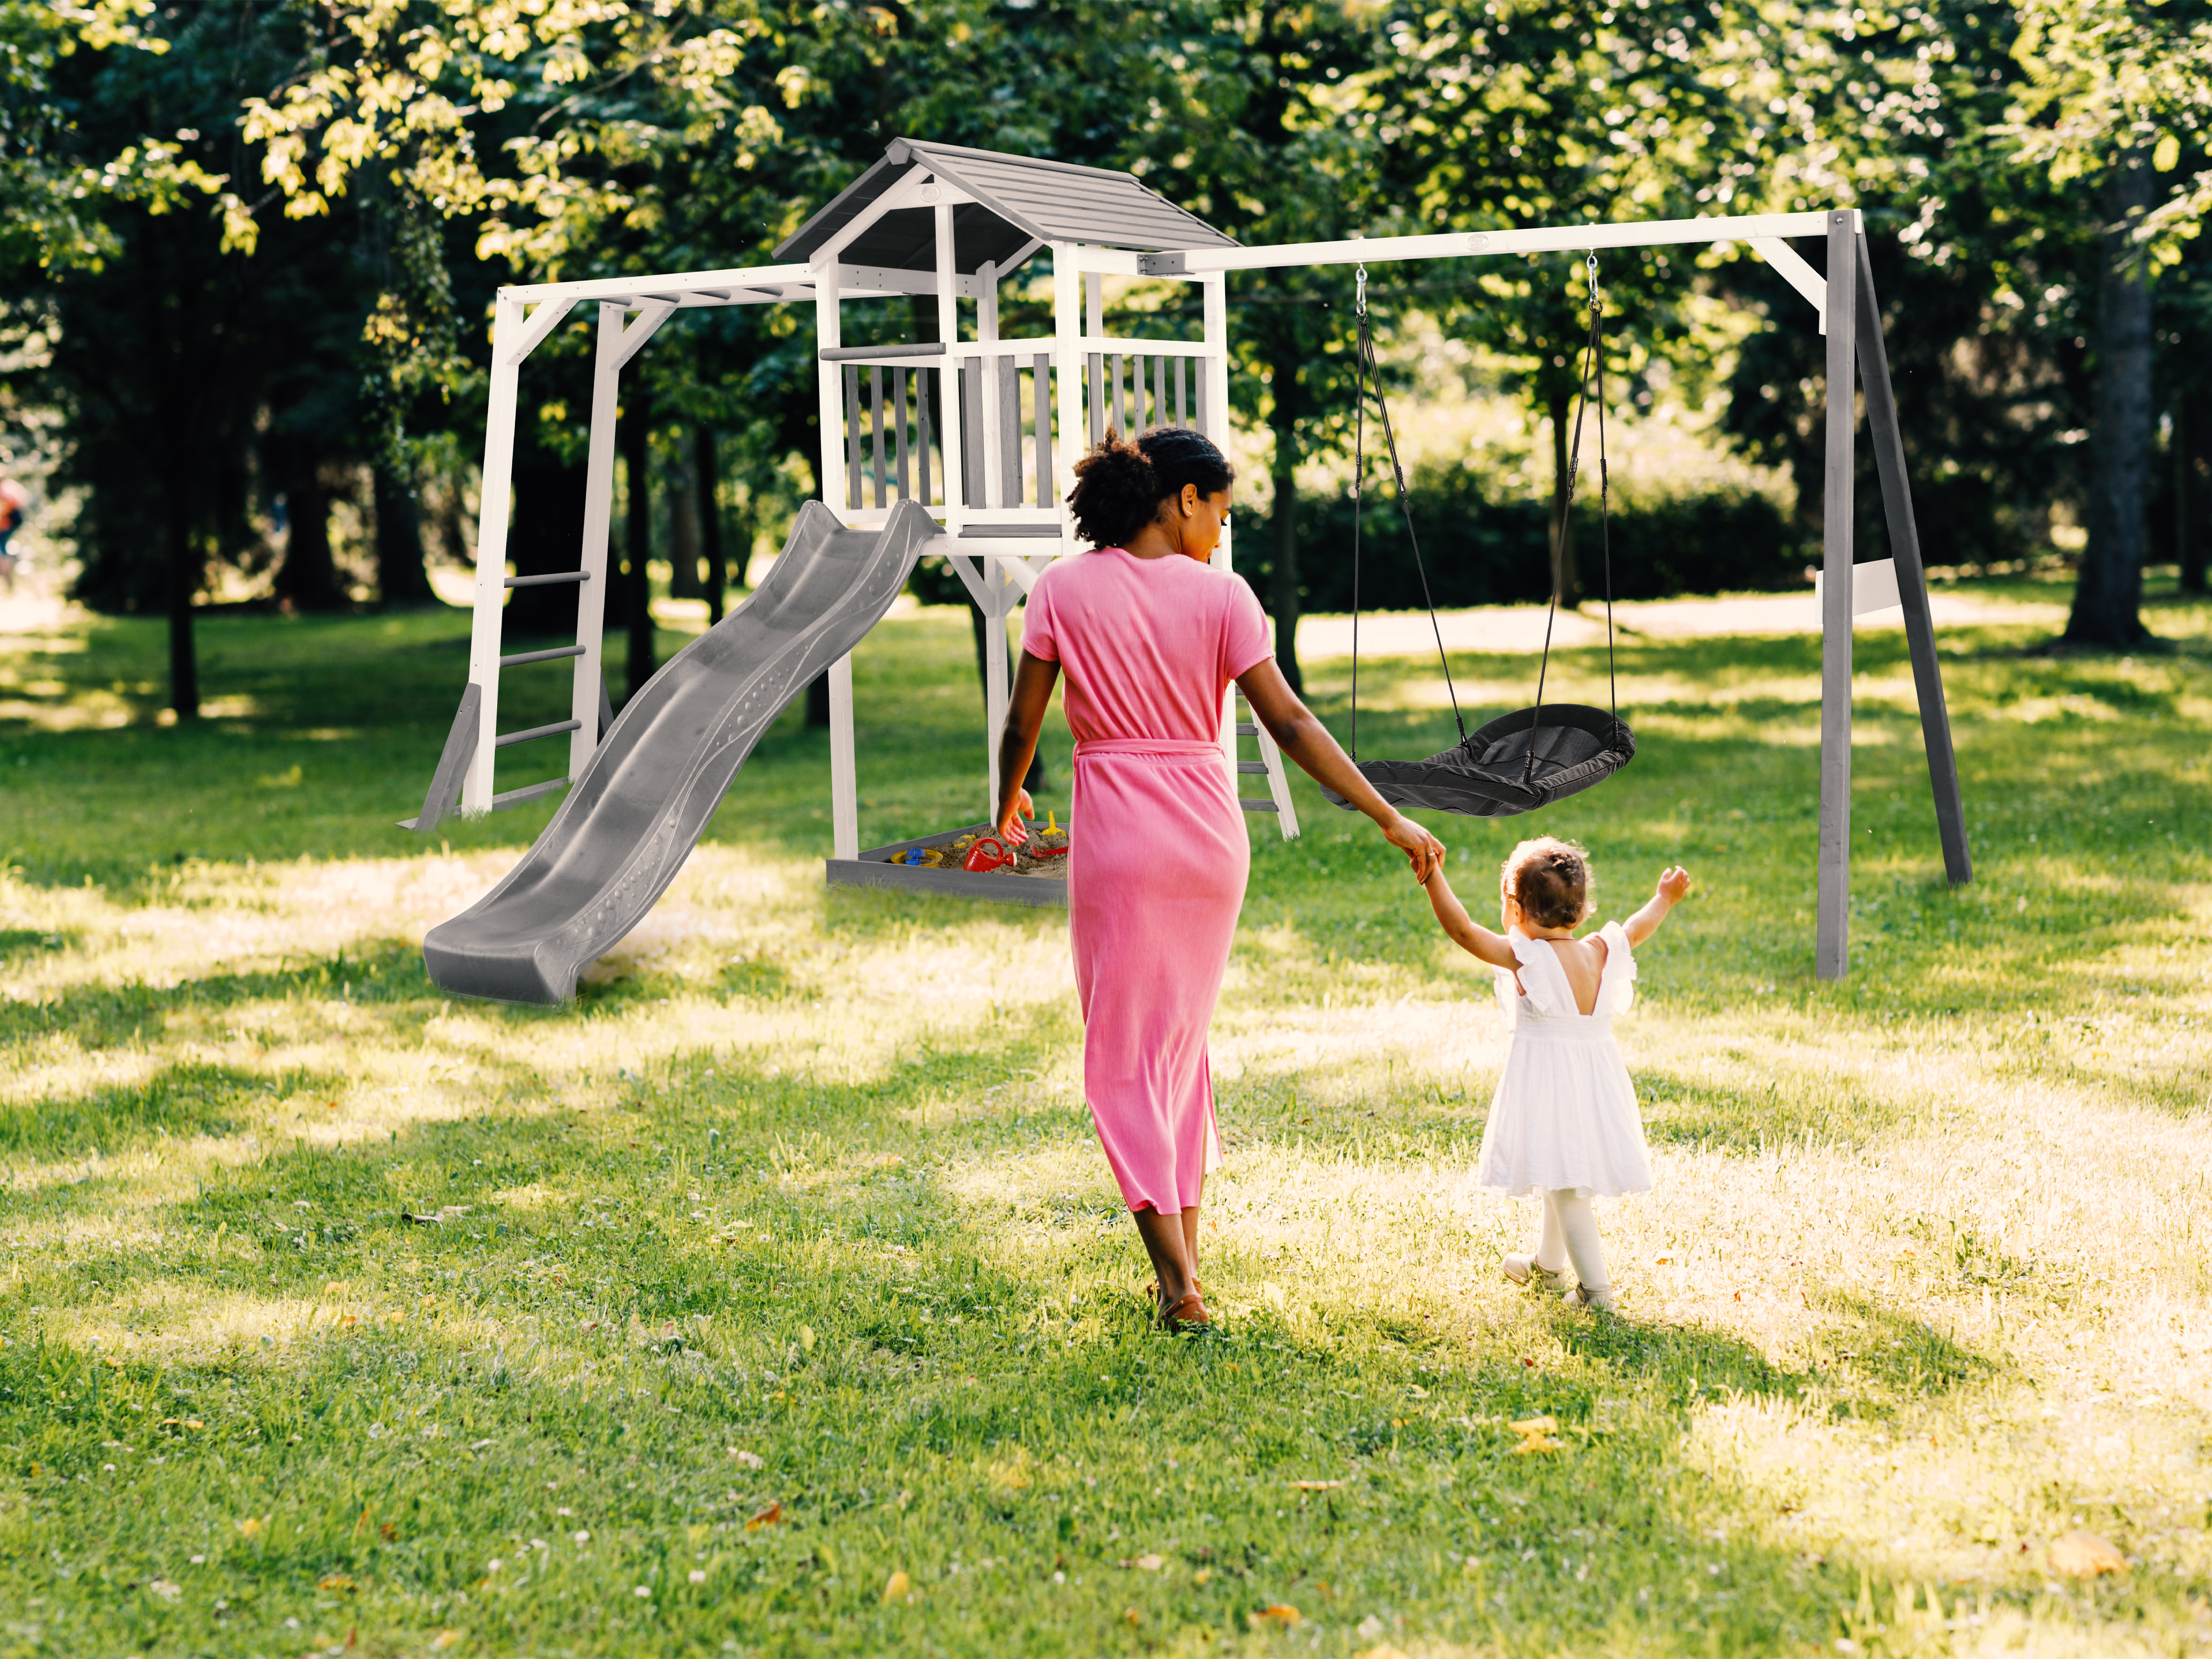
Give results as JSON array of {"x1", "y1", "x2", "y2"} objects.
[
  {"x1": 984, "y1": 565, "x2": 1010, "y2": 817},
  {"x1": 464, "y1": 295, "x2": 526, "y2": 813},
  {"x1": 978, "y1": 259, "x2": 1003, "y2": 507},
  {"x1": 1202, "y1": 273, "x2": 1239, "y2": 801},
  {"x1": 936, "y1": 201, "x2": 964, "y2": 528},
  {"x1": 1052, "y1": 243, "x2": 1084, "y2": 524},
  {"x1": 1816, "y1": 208, "x2": 1858, "y2": 979},
  {"x1": 568, "y1": 301, "x2": 625, "y2": 778},
  {"x1": 815, "y1": 267, "x2": 845, "y2": 513},
  {"x1": 816, "y1": 265, "x2": 860, "y2": 862}
]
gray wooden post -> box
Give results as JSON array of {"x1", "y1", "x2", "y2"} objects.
[
  {"x1": 1853, "y1": 232, "x2": 1972, "y2": 887},
  {"x1": 1817, "y1": 209, "x2": 1859, "y2": 980}
]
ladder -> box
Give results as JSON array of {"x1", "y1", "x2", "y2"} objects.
[{"x1": 1230, "y1": 688, "x2": 1299, "y2": 837}]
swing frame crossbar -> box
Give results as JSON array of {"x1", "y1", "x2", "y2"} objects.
[{"x1": 1183, "y1": 206, "x2": 1969, "y2": 981}]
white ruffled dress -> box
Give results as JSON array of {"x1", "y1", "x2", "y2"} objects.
[{"x1": 1474, "y1": 922, "x2": 1655, "y2": 1199}]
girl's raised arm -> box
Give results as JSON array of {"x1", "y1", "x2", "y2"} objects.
[
  {"x1": 1422, "y1": 866, "x2": 1519, "y2": 968},
  {"x1": 1623, "y1": 865, "x2": 1692, "y2": 947}
]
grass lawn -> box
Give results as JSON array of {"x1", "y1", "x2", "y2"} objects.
[{"x1": 1, "y1": 575, "x2": 2208, "y2": 1658}]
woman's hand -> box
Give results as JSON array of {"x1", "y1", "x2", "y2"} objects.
[
  {"x1": 1381, "y1": 812, "x2": 1445, "y2": 883},
  {"x1": 996, "y1": 789, "x2": 1035, "y2": 845}
]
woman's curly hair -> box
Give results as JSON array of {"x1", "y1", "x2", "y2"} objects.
[
  {"x1": 1501, "y1": 836, "x2": 1594, "y2": 931},
  {"x1": 1066, "y1": 426, "x2": 1235, "y2": 549}
]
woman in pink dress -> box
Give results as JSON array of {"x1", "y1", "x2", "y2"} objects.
[{"x1": 994, "y1": 428, "x2": 1444, "y2": 1329}]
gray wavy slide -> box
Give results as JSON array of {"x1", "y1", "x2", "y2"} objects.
[{"x1": 423, "y1": 498, "x2": 938, "y2": 1005}]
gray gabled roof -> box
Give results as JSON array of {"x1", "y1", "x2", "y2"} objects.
[{"x1": 774, "y1": 138, "x2": 1237, "y2": 274}]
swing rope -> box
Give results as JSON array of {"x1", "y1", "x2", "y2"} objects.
[
  {"x1": 1524, "y1": 251, "x2": 1622, "y2": 782},
  {"x1": 1350, "y1": 263, "x2": 1463, "y2": 762},
  {"x1": 1326, "y1": 251, "x2": 1635, "y2": 822}
]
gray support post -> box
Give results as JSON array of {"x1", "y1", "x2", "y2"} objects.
[
  {"x1": 403, "y1": 683, "x2": 482, "y2": 833},
  {"x1": 1817, "y1": 209, "x2": 1860, "y2": 980},
  {"x1": 1854, "y1": 233, "x2": 1972, "y2": 888}
]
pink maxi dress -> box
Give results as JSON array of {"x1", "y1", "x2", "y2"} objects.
[{"x1": 1021, "y1": 547, "x2": 1273, "y2": 1214}]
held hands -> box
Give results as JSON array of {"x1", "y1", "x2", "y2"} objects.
[
  {"x1": 1381, "y1": 812, "x2": 1446, "y2": 884},
  {"x1": 995, "y1": 788, "x2": 1035, "y2": 846}
]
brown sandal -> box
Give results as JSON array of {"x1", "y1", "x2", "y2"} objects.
[{"x1": 1160, "y1": 1290, "x2": 1213, "y2": 1331}]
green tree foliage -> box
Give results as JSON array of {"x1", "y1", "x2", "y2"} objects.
[{"x1": 11, "y1": 0, "x2": 2212, "y2": 713}]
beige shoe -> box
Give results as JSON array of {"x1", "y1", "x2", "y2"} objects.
[
  {"x1": 1503, "y1": 1253, "x2": 1566, "y2": 1287},
  {"x1": 1563, "y1": 1282, "x2": 1618, "y2": 1313}
]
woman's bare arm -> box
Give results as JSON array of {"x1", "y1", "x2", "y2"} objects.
[
  {"x1": 1421, "y1": 866, "x2": 1519, "y2": 968},
  {"x1": 1236, "y1": 657, "x2": 1444, "y2": 881},
  {"x1": 994, "y1": 649, "x2": 1062, "y2": 841}
]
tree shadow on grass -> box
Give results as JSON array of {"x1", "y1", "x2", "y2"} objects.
[
  {"x1": 0, "y1": 937, "x2": 440, "y2": 1053},
  {"x1": 0, "y1": 1058, "x2": 347, "y2": 1164}
]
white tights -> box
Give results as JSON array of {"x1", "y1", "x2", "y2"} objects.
[{"x1": 1533, "y1": 1189, "x2": 1611, "y2": 1294}]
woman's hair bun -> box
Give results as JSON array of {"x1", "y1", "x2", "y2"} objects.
[{"x1": 1066, "y1": 426, "x2": 1234, "y2": 549}]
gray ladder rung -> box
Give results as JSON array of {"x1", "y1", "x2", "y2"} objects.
[
  {"x1": 491, "y1": 777, "x2": 570, "y2": 810},
  {"x1": 494, "y1": 718, "x2": 582, "y2": 749},
  {"x1": 499, "y1": 644, "x2": 586, "y2": 668},
  {"x1": 1236, "y1": 760, "x2": 1269, "y2": 773},
  {"x1": 1240, "y1": 799, "x2": 1280, "y2": 812},
  {"x1": 505, "y1": 571, "x2": 590, "y2": 588},
  {"x1": 1235, "y1": 722, "x2": 1259, "y2": 736}
]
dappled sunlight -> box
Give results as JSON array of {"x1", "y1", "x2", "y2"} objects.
[{"x1": 3, "y1": 591, "x2": 2209, "y2": 1654}]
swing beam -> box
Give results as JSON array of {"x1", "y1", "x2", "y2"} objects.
[{"x1": 1152, "y1": 206, "x2": 1971, "y2": 982}]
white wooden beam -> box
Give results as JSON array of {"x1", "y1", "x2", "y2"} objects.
[
  {"x1": 567, "y1": 302, "x2": 625, "y2": 779},
  {"x1": 503, "y1": 298, "x2": 580, "y2": 367},
  {"x1": 610, "y1": 301, "x2": 677, "y2": 370},
  {"x1": 1151, "y1": 210, "x2": 1851, "y2": 275},
  {"x1": 500, "y1": 263, "x2": 813, "y2": 306},
  {"x1": 935, "y1": 200, "x2": 966, "y2": 530},
  {"x1": 1052, "y1": 242, "x2": 1084, "y2": 526},
  {"x1": 1748, "y1": 236, "x2": 1828, "y2": 332},
  {"x1": 465, "y1": 296, "x2": 526, "y2": 813}
]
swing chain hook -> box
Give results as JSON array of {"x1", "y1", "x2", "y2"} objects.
[{"x1": 1355, "y1": 263, "x2": 1368, "y2": 319}]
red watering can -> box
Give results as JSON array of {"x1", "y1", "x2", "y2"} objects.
[{"x1": 961, "y1": 836, "x2": 1014, "y2": 873}]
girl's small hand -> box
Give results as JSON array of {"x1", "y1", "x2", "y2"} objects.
[
  {"x1": 1381, "y1": 812, "x2": 1445, "y2": 883},
  {"x1": 1656, "y1": 865, "x2": 1691, "y2": 904},
  {"x1": 997, "y1": 789, "x2": 1035, "y2": 845}
]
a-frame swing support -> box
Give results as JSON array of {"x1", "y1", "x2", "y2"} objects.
[{"x1": 1153, "y1": 206, "x2": 1972, "y2": 980}]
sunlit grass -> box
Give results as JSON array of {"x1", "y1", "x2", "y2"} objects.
[{"x1": 0, "y1": 576, "x2": 2208, "y2": 1656}]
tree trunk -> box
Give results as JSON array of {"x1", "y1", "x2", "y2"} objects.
[
  {"x1": 2175, "y1": 390, "x2": 2193, "y2": 595},
  {"x1": 2066, "y1": 159, "x2": 2156, "y2": 648},
  {"x1": 1269, "y1": 346, "x2": 1303, "y2": 694},
  {"x1": 667, "y1": 432, "x2": 702, "y2": 598},
  {"x1": 506, "y1": 355, "x2": 591, "y2": 636},
  {"x1": 273, "y1": 466, "x2": 345, "y2": 611},
  {"x1": 2178, "y1": 389, "x2": 2208, "y2": 597},
  {"x1": 696, "y1": 425, "x2": 726, "y2": 624},
  {"x1": 374, "y1": 463, "x2": 435, "y2": 606},
  {"x1": 166, "y1": 486, "x2": 199, "y2": 719},
  {"x1": 623, "y1": 384, "x2": 656, "y2": 698},
  {"x1": 1547, "y1": 385, "x2": 1580, "y2": 606}
]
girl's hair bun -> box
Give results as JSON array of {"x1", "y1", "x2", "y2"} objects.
[
  {"x1": 1500, "y1": 836, "x2": 1594, "y2": 930},
  {"x1": 1066, "y1": 426, "x2": 1234, "y2": 548}
]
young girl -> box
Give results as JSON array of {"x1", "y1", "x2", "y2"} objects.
[{"x1": 1421, "y1": 838, "x2": 1691, "y2": 1312}]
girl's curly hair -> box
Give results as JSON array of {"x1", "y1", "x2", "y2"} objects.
[
  {"x1": 1066, "y1": 426, "x2": 1235, "y2": 549},
  {"x1": 1501, "y1": 836, "x2": 1594, "y2": 930}
]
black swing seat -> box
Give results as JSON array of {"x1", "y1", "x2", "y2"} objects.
[{"x1": 1322, "y1": 702, "x2": 1635, "y2": 819}]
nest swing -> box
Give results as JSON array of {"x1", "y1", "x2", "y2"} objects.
[{"x1": 1321, "y1": 253, "x2": 1635, "y2": 820}]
